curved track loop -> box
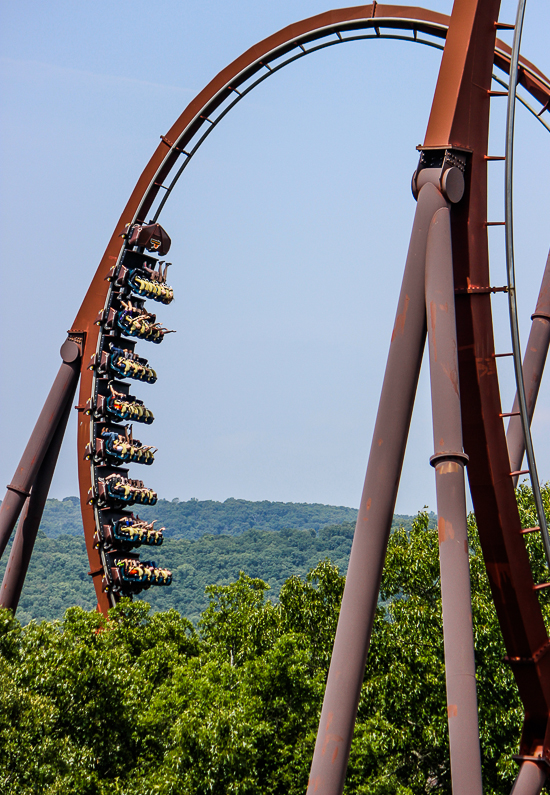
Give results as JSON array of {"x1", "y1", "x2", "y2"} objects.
[
  {"x1": 71, "y1": 4, "x2": 550, "y2": 765},
  {"x1": 73, "y1": 4, "x2": 550, "y2": 615}
]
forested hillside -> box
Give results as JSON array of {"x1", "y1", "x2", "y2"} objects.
[
  {"x1": 0, "y1": 499, "x2": 431, "y2": 624},
  {"x1": 33, "y1": 496, "x2": 362, "y2": 539}
]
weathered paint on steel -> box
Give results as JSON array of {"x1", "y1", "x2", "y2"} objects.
[{"x1": 425, "y1": 205, "x2": 482, "y2": 793}]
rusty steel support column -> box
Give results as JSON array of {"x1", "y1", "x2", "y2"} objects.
[
  {"x1": 426, "y1": 206, "x2": 482, "y2": 794},
  {"x1": 508, "y1": 251, "x2": 550, "y2": 484},
  {"x1": 307, "y1": 181, "x2": 447, "y2": 795},
  {"x1": 0, "y1": 339, "x2": 81, "y2": 560},
  {"x1": 0, "y1": 380, "x2": 76, "y2": 612},
  {"x1": 510, "y1": 761, "x2": 547, "y2": 795}
]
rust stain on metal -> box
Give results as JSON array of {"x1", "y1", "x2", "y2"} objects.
[
  {"x1": 438, "y1": 516, "x2": 446, "y2": 543},
  {"x1": 391, "y1": 294, "x2": 410, "y2": 341},
  {"x1": 321, "y1": 712, "x2": 333, "y2": 755},
  {"x1": 430, "y1": 300, "x2": 438, "y2": 362},
  {"x1": 438, "y1": 461, "x2": 460, "y2": 474},
  {"x1": 448, "y1": 705, "x2": 458, "y2": 718},
  {"x1": 475, "y1": 356, "x2": 497, "y2": 378},
  {"x1": 443, "y1": 363, "x2": 460, "y2": 396}
]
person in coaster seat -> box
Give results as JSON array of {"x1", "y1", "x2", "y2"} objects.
[{"x1": 118, "y1": 299, "x2": 175, "y2": 342}]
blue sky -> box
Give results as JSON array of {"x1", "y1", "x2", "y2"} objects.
[{"x1": 1, "y1": 0, "x2": 548, "y2": 513}]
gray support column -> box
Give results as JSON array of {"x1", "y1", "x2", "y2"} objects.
[
  {"x1": 0, "y1": 340, "x2": 81, "y2": 559},
  {"x1": 425, "y1": 207, "x2": 482, "y2": 795},
  {"x1": 508, "y1": 251, "x2": 550, "y2": 484},
  {"x1": 0, "y1": 379, "x2": 76, "y2": 611},
  {"x1": 510, "y1": 761, "x2": 547, "y2": 795},
  {"x1": 307, "y1": 182, "x2": 447, "y2": 795}
]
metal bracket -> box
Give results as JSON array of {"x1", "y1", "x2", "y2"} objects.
[
  {"x1": 412, "y1": 148, "x2": 467, "y2": 202},
  {"x1": 455, "y1": 285, "x2": 509, "y2": 294},
  {"x1": 429, "y1": 451, "x2": 469, "y2": 468},
  {"x1": 6, "y1": 484, "x2": 31, "y2": 498},
  {"x1": 505, "y1": 639, "x2": 550, "y2": 665}
]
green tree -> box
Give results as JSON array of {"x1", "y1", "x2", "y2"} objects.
[{"x1": 0, "y1": 486, "x2": 548, "y2": 794}]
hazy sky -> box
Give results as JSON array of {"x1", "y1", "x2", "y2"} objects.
[{"x1": 1, "y1": 0, "x2": 548, "y2": 513}]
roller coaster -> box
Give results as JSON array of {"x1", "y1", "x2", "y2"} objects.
[{"x1": 0, "y1": 2, "x2": 549, "y2": 793}]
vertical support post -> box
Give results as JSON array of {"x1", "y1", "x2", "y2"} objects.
[
  {"x1": 426, "y1": 207, "x2": 482, "y2": 794},
  {"x1": 510, "y1": 761, "x2": 547, "y2": 795},
  {"x1": 507, "y1": 251, "x2": 550, "y2": 483},
  {"x1": 0, "y1": 340, "x2": 81, "y2": 559},
  {"x1": 307, "y1": 182, "x2": 447, "y2": 795},
  {"x1": 0, "y1": 378, "x2": 77, "y2": 611}
]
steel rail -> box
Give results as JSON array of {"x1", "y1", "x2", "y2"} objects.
[
  {"x1": 0, "y1": 0, "x2": 547, "y2": 782},
  {"x1": 72, "y1": 7, "x2": 464, "y2": 612},
  {"x1": 63, "y1": 2, "x2": 550, "y2": 643},
  {"x1": 151, "y1": 29, "x2": 449, "y2": 222},
  {"x1": 149, "y1": 25, "x2": 550, "y2": 225},
  {"x1": 492, "y1": 73, "x2": 550, "y2": 133},
  {"x1": 81, "y1": 9, "x2": 550, "y2": 612},
  {"x1": 504, "y1": 0, "x2": 550, "y2": 568},
  {"x1": 151, "y1": 47, "x2": 549, "y2": 225}
]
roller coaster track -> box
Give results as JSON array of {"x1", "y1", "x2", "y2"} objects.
[
  {"x1": 0, "y1": 3, "x2": 549, "y2": 791},
  {"x1": 66, "y1": 2, "x2": 550, "y2": 609}
]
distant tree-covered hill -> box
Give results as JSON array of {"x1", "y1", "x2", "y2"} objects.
[
  {"x1": 35, "y1": 496, "x2": 361, "y2": 539},
  {"x1": 0, "y1": 522, "x2": 356, "y2": 625},
  {"x1": 25, "y1": 495, "x2": 425, "y2": 540},
  {"x1": 0, "y1": 496, "x2": 435, "y2": 624}
]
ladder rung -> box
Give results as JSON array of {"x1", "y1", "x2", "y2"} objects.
[
  {"x1": 485, "y1": 155, "x2": 506, "y2": 161},
  {"x1": 486, "y1": 221, "x2": 506, "y2": 226},
  {"x1": 495, "y1": 22, "x2": 515, "y2": 30},
  {"x1": 493, "y1": 352, "x2": 514, "y2": 357},
  {"x1": 488, "y1": 90, "x2": 509, "y2": 97},
  {"x1": 533, "y1": 582, "x2": 550, "y2": 591},
  {"x1": 510, "y1": 469, "x2": 529, "y2": 477},
  {"x1": 500, "y1": 411, "x2": 520, "y2": 418},
  {"x1": 455, "y1": 285, "x2": 508, "y2": 294},
  {"x1": 521, "y1": 526, "x2": 540, "y2": 535}
]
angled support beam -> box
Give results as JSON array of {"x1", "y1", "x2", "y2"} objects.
[
  {"x1": 510, "y1": 761, "x2": 547, "y2": 795},
  {"x1": 307, "y1": 181, "x2": 447, "y2": 794},
  {"x1": 0, "y1": 378, "x2": 77, "y2": 611},
  {"x1": 507, "y1": 251, "x2": 550, "y2": 484},
  {"x1": 0, "y1": 339, "x2": 81, "y2": 560},
  {"x1": 425, "y1": 206, "x2": 482, "y2": 794}
]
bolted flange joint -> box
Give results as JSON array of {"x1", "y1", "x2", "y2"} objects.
[
  {"x1": 430, "y1": 451, "x2": 470, "y2": 468},
  {"x1": 412, "y1": 149, "x2": 467, "y2": 203}
]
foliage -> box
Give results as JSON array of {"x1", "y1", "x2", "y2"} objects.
[
  {"x1": 28, "y1": 496, "x2": 363, "y2": 540},
  {"x1": 1, "y1": 487, "x2": 548, "y2": 793},
  {"x1": 0, "y1": 511, "x2": 432, "y2": 625}
]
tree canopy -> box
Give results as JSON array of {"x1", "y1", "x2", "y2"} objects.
[
  {"x1": 1, "y1": 483, "x2": 548, "y2": 794},
  {"x1": 0, "y1": 505, "x2": 431, "y2": 625}
]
